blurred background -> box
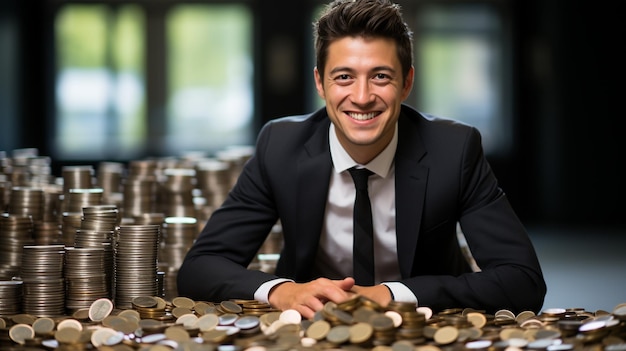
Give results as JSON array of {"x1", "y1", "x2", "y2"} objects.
[{"x1": 0, "y1": 0, "x2": 623, "y2": 311}]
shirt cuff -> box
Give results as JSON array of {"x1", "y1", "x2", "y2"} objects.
[
  {"x1": 254, "y1": 278, "x2": 294, "y2": 303},
  {"x1": 382, "y1": 282, "x2": 418, "y2": 305}
]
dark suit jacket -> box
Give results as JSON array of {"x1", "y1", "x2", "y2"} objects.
[{"x1": 178, "y1": 104, "x2": 546, "y2": 314}]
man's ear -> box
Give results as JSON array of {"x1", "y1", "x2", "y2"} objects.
[{"x1": 314, "y1": 66, "x2": 325, "y2": 100}]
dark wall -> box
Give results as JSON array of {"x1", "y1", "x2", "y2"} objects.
[{"x1": 2, "y1": 0, "x2": 624, "y2": 228}]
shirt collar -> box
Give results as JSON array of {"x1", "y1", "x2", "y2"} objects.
[{"x1": 329, "y1": 123, "x2": 397, "y2": 178}]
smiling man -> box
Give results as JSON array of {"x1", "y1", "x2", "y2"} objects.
[{"x1": 178, "y1": 0, "x2": 546, "y2": 319}]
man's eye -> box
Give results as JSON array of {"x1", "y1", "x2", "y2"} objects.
[{"x1": 336, "y1": 74, "x2": 351, "y2": 80}]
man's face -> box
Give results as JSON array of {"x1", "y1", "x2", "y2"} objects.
[{"x1": 315, "y1": 36, "x2": 413, "y2": 164}]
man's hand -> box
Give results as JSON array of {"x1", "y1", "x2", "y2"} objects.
[
  {"x1": 350, "y1": 284, "x2": 393, "y2": 307},
  {"x1": 268, "y1": 277, "x2": 356, "y2": 319}
]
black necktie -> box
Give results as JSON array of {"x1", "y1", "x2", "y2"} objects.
[{"x1": 348, "y1": 167, "x2": 375, "y2": 286}]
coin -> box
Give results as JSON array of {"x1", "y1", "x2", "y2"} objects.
[
  {"x1": 279, "y1": 309, "x2": 302, "y2": 325},
  {"x1": 89, "y1": 298, "x2": 114, "y2": 322},
  {"x1": 9, "y1": 323, "x2": 35, "y2": 344},
  {"x1": 466, "y1": 312, "x2": 487, "y2": 328},
  {"x1": 91, "y1": 327, "x2": 121, "y2": 347},
  {"x1": 164, "y1": 325, "x2": 190, "y2": 342},
  {"x1": 194, "y1": 313, "x2": 220, "y2": 332},
  {"x1": 32, "y1": 317, "x2": 56, "y2": 335},
  {"x1": 306, "y1": 320, "x2": 331, "y2": 340},
  {"x1": 55, "y1": 327, "x2": 81, "y2": 344},
  {"x1": 220, "y1": 300, "x2": 243, "y2": 314},
  {"x1": 349, "y1": 322, "x2": 373, "y2": 344},
  {"x1": 326, "y1": 325, "x2": 350, "y2": 344},
  {"x1": 433, "y1": 326, "x2": 459, "y2": 345},
  {"x1": 173, "y1": 296, "x2": 196, "y2": 309},
  {"x1": 57, "y1": 318, "x2": 83, "y2": 331}
]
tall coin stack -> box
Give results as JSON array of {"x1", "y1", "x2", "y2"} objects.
[
  {"x1": 159, "y1": 168, "x2": 196, "y2": 218},
  {"x1": 114, "y1": 224, "x2": 160, "y2": 309},
  {"x1": 123, "y1": 160, "x2": 158, "y2": 218},
  {"x1": 195, "y1": 159, "x2": 232, "y2": 210},
  {"x1": 0, "y1": 214, "x2": 34, "y2": 280},
  {"x1": 64, "y1": 205, "x2": 118, "y2": 312},
  {"x1": 19, "y1": 244, "x2": 66, "y2": 317},
  {"x1": 159, "y1": 216, "x2": 197, "y2": 300},
  {"x1": 61, "y1": 165, "x2": 95, "y2": 213},
  {"x1": 0, "y1": 280, "x2": 23, "y2": 315}
]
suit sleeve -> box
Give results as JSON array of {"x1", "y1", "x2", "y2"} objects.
[
  {"x1": 400, "y1": 126, "x2": 546, "y2": 314},
  {"x1": 177, "y1": 122, "x2": 281, "y2": 302}
]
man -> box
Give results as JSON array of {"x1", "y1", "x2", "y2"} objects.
[{"x1": 177, "y1": 0, "x2": 546, "y2": 319}]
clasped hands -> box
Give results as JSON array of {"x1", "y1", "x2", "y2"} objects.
[{"x1": 267, "y1": 277, "x2": 393, "y2": 319}]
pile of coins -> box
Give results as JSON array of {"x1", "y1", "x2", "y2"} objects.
[{"x1": 1, "y1": 295, "x2": 625, "y2": 351}]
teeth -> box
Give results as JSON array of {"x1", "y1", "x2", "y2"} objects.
[{"x1": 349, "y1": 112, "x2": 377, "y2": 121}]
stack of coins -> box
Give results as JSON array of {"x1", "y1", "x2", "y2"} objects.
[
  {"x1": 114, "y1": 224, "x2": 161, "y2": 309},
  {"x1": 7, "y1": 186, "x2": 44, "y2": 222},
  {"x1": 159, "y1": 217, "x2": 197, "y2": 299},
  {"x1": 60, "y1": 211, "x2": 82, "y2": 247},
  {"x1": 61, "y1": 165, "x2": 94, "y2": 212},
  {"x1": 195, "y1": 159, "x2": 232, "y2": 209},
  {"x1": 0, "y1": 213, "x2": 34, "y2": 280},
  {"x1": 65, "y1": 188, "x2": 103, "y2": 213},
  {"x1": 0, "y1": 280, "x2": 23, "y2": 315},
  {"x1": 159, "y1": 168, "x2": 196, "y2": 218},
  {"x1": 64, "y1": 246, "x2": 110, "y2": 313},
  {"x1": 96, "y1": 162, "x2": 125, "y2": 200},
  {"x1": 19, "y1": 244, "x2": 66, "y2": 317},
  {"x1": 122, "y1": 178, "x2": 157, "y2": 218}
]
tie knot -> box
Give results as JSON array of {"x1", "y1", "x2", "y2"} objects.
[{"x1": 348, "y1": 167, "x2": 373, "y2": 190}]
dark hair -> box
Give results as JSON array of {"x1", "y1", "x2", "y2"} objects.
[{"x1": 313, "y1": 0, "x2": 414, "y2": 83}]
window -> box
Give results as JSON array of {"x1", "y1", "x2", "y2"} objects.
[
  {"x1": 414, "y1": 3, "x2": 512, "y2": 155},
  {"x1": 55, "y1": 5, "x2": 146, "y2": 159},
  {"x1": 165, "y1": 5, "x2": 253, "y2": 155},
  {"x1": 53, "y1": 3, "x2": 253, "y2": 160}
]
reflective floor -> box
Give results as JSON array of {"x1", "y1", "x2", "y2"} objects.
[{"x1": 528, "y1": 224, "x2": 626, "y2": 313}]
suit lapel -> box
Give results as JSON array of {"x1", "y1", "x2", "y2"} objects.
[{"x1": 395, "y1": 110, "x2": 428, "y2": 278}]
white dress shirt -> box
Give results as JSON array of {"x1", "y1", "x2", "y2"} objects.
[{"x1": 255, "y1": 123, "x2": 417, "y2": 304}]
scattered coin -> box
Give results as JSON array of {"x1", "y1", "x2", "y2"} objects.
[
  {"x1": 89, "y1": 298, "x2": 114, "y2": 322},
  {"x1": 9, "y1": 323, "x2": 35, "y2": 345}
]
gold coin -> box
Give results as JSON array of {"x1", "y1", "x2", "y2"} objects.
[
  {"x1": 220, "y1": 300, "x2": 243, "y2": 314},
  {"x1": 172, "y1": 296, "x2": 196, "y2": 309},
  {"x1": 349, "y1": 322, "x2": 373, "y2": 344},
  {"x1": 176, "y1": 313, "x2": 199, "y2": 328},
  {"x1": 516, "y1": 310, "x2": 536, "y2": 323},
  {"x1": 194, "y1": 313, "x2": 219, "y2": 332},
  {"x1": 117, "y1": 309, "x2": 141, "y2": 323},
  {"x1": 499, "y1": 327, "x2": 525, "y2": 340},
  {"x1": 466, "y1": 312, "x2": 487, "y2": 328},
  {"x1": 201, "y1": 329, "x2": 229, "y2": 343},
  {"x1": 172, "y1": 306, "x2": 193, "y2": 318},
  {"x1": 9, "y1": 323, "x2": 35, "y2": 345},
  {"x1": 306, "y1": 319, "x2": 331, "y2": 340},
  {"x1": 433, "y1": 325, "x2": 459, "y2": 345},
  {"x1": 193, "y1": 301, "x2": 214, "y2": 315},
  {"x1": 0, "y1": 317, "x2": 5, "y2": 329},
  {"x1": 132, "y1": 296, "x2": 158, "y2": 308},
  {"x1": 164, "y1": 325, "x2": 190, "y2": 342}
]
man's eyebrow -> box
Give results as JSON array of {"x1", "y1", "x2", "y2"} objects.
[{"x1": 328, "y1": 66, "x2": 397, "y2": 75}]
